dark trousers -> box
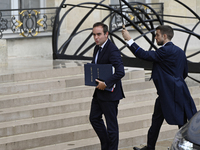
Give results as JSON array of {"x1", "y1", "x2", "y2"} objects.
[
  {"x1": 89, "y1": 97, "x2": 119, "y2": 150},
  {"x1": 147, "y1": 98, "x2": 187, "y2": 150}
]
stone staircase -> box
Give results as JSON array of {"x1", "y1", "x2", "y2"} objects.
[{"x1": 0, "y1": 65, "x2": 199, "y2": 150}]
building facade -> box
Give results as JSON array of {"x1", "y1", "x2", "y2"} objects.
[{"x1": 0, "y1": 0, "x2": 199, "y2": 64}]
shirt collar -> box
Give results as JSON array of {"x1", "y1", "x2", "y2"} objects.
[
  {"x1": 100, "y1": 39, "x2": 108, "y2": 49},
  {"x1": 162, "y1": 41, "x2": 171, "y2": 47}
]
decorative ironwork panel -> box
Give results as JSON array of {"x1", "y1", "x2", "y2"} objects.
[
  {"x1": 11, "y1": 10, "x2": 47, "y2": 37},
  {"x1": 110, "y1": 3, "x2": 163, "y2": 31},
  {"x1": 0, "y1": 7, "x2": 57, "y2": 39},
  {"x1": 0, "y1": 11, "x2": 8, "y2": 39}
]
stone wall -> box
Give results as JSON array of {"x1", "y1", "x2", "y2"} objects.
[
  {"x1": 7, "y1": 37, "x2": 52, "y2": 58},
  {"x1": 0, "y1": 40, "x2": 7, "y2": 66}
]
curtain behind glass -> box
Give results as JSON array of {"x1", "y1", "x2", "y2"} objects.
[
  {"x1": 0, "y1": 0, "x2": 11, "y2": 28},
  {"x1": 21, "y1": 0, "x2": 40, "y2": 8},
  {"x1": 0, "y1": 0, "x2": 11, "y2": 10},
  {"x1": 128, "y1": 0, "x2": 146, "y2": 2}
]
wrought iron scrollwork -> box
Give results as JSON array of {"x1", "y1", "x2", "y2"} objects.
[
  {"x1": 51, "y1": 16, "x2": 55, "y2": 28},
  {"x1": 0, "y1": 11, "x2": 8, "y2": 38},
  {"x1": 110, "y1": 3, "x2": 161, "y2": 31},
  {"x1": 11, "y1": 10, "x2": 47, "y2": 37},
  {"x1": 52, "y1": 0, "x2": 161, "y2": 59},
  {"x1": 52, "y1": 0, "x2": 200, "y2": 79}
]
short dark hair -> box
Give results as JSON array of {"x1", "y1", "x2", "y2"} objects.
[
  {"x1": 93, "y1": 22, "x2": 108, "y2": 35},
  {"x1": 156, "y1": 25, "x2": 174, "y2": 40}
]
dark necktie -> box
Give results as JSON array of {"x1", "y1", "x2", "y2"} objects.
[{"x1": 95, "y1": 47, "x2": 102, "y2": 64}]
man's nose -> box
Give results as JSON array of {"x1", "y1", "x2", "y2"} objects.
[{"x1": 94, "y1": 35, "x2": 98, "y2": 39}]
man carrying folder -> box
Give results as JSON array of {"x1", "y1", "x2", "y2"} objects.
[{"x1": 89, "y1": 22, "x2": 125, "y2": 150}]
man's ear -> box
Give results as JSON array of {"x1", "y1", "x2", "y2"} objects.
[
  {"x1": 163, "y1": 34, "x2": 168, "y2": 40},
  {"x1": 105, "y1": 31, "x2": 109, "y2": 38}
]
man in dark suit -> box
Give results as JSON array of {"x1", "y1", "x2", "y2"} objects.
[
  {"x1": 122, "y1": 25, "x2": 197, "y2": 150},
  {"x1": 89, "y1": 22, "x2": 125, "y2": 150}
]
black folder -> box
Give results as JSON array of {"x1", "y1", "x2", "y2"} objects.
[{"x1": 84, "y1": 63, "x2": 115, "y2": 92}]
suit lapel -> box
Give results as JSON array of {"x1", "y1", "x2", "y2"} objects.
[{"x1": 97, "y1": 39, "x2": 110, "y2": 63}]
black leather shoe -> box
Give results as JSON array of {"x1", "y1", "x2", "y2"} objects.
[{"x1": 133, "y1": 146, "x2": 148, "y2": 150}]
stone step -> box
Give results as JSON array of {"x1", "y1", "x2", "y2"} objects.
[
  {"x1": 0, "y1": 70, "x2": 145, "y2": 95},
  {"x1": 18, "y1": 103, "x2": 200, "y2": 150},
  {"x1": 0, "y1": 81, "x2": 198, "y2": 111},
  {"x1": 0, "y1": 111, "x2": 151, "y2": 139},
  {"x1": 0, "y1": 112, "x2": 150, "y2": 140},
  {"x1": 0, "y1": 86, "x2": 94, "y2": 109},
  {"x1": 0, "y1": 110, "x2": 179, "y2": 150},
  {"x1": 0, "y1": 66, "x2": 144, "y2": 83},
  {"x1": 0, "y1": 84, "x2": 198, "y2": 124},
  {"x1": 0, "y1": 94, "x2": 157, "y2": 123},
  {"x1": 16, "y1": 124, "x2": 178, "y2": 150},
  {"x1": 0, "y1": 66, "x2": 84, "y2": 83},
  {"x1": 0, "y1": 95, "x2": 198, "y2": 138},
  {"x1": 0, "y1": 89, "x2": 158, "y2": 137},
  {"x1": 2, "y1": 102, "x2": 198, "y2": 150},
  {"x1": 0, "y1": 80, "x2": 155, "y2": 109},
  {"x1": 4, "y1": 85, "x2": 199, "y2": 125},
  {"x1": 0, "y1": 75, "x2": 81, "y2": 95},
  {"x1": 0, "y1": 96, "x2": 197, "y2": 149},
  {"x1": 0, "y1": 64, "x2": 198, "y2": 150}
]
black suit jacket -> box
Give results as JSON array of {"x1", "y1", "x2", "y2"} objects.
[
  {"x1": 128, "y1": 42, "x2": 197, "y2": 125},
  {"x1": 92, "y1": 39, "x2": 125, "y2": 101}
]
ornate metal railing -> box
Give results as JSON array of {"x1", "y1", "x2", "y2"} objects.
[
  {"x1": 52, "y1": 0, "x2": 200, "y2": 82},
  {"x1": 0, "y1": 7, "x2": 57, "y2": 39},
  {"x1": 109, "y1": 3, "x2": 163, "y2": 31}
]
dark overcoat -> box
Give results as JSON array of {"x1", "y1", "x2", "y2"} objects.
[
  {"x1": 91, "y1": 39, "x2": 125, "y2": 101},
  {"x1": 129, "y1": 42, "x2": 197, "y2": 125}
]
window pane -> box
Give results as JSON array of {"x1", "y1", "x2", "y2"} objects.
[
  {"x1": 110, "y1": 0, "x2": 148, "y2": 4},
  {"x1": 110, "y1": 0, "x2": 119, "y2": 5},
  {"x1": 128, "y1": 0, "x2": 146, "y2": 2},
  {"x1": 21, "y1": 0, "x2": 40, "y2": 8},
  {"x1": 0, "y1": 0, "x2": 11, "y2": 28},
  {"x1": 0, "y1": 0, "x2": 11, "y2": 9}
]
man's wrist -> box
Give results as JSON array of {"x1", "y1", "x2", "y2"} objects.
[{"x1": 126, "y1": 39, "x2": 135, "y2": 46}]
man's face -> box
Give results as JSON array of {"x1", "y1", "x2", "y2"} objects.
[
  {"x1": 93, "y1": 26, "x2": 108, "y2": 46},
  {"x1": 155, "y1": 29, "x2": 164, "y2": 46}
]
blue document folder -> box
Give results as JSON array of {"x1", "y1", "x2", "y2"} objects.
[{"x1": 84, "y1": 63, "x2": 115, "y2": 92}]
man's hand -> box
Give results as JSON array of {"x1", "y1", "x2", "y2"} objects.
[
  {"x1": 96, "y1": 79, "x2": 107, "y2": 90},
  {"x1": 122, "y1": 28, "x2": 132, "y2": 41}
]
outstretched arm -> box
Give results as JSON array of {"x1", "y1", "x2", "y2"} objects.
[{"x1": 121, "y1": 27, "x2": 162, "y2": 62}]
